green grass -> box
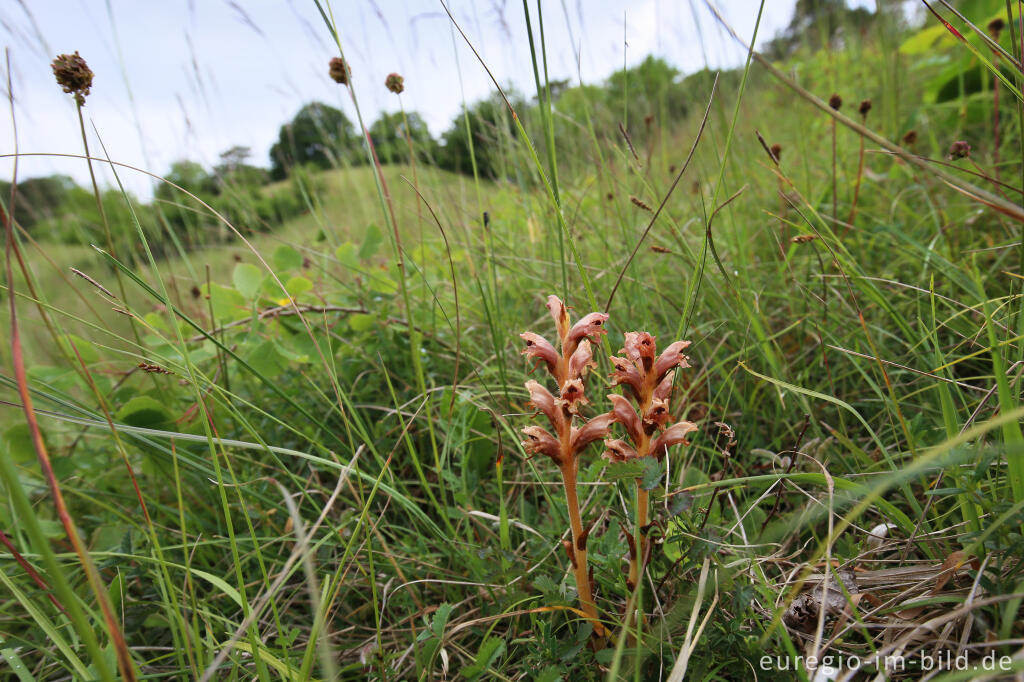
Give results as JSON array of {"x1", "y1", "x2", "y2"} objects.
[{"x1": 3, "y1": 2, "x2": 1024, "y2": 680}]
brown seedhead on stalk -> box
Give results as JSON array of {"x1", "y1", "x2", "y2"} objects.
[
  {"x1": 858, "y1": 99, "x2": 872, "y2": 117},
  {"x1": 51, "y1": 52, "x2": 93, "y2": 106},
  {"x1": 949, "y1": 140, "x2": 971, "y2": 160},
  {"x1": 328, "y1": 57, "x2": 350, "y2": 85},
  {"x1": 989, "y1": 17, "x2": 1005, "y2": 38},
  {"x1": 769, "y1": 143, "x2": 782, "y2": 163},
  {"x1": 828, "y1": 93, "x2": 842, "y2": 111},
  {"x1": 902, "y1": 129, "x2": 918, "y2": 146},
  {"x1": 604, "y1": 332, "x2": 696, "y2": 593},
  {"x1": 519, "y1": 296, "x2": 611, "y2": 637},
  {"x1": 385, "y1": 72, "x2": 404, "y2": 94}
]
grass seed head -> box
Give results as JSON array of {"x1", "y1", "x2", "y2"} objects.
[
  {"x1": 328, "y1": 57, "x2": 350, "y2": 85},
  {"x1": 828, "y1": 93, "x2": 842, "y2": 110},
  {"x1": 949, "y1": 140, "x2": 971, "y2": 160},
  {"x1": 858, "y1": 99, "x2": 872, "y2": 116},
  {"x1": 385, "y1": 72, "x2": 404, "y2": 94},
  {"x1": 51, "y1": 51, "x2": 93, "y2": 105}
]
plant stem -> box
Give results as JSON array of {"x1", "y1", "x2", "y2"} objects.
[
  {"x1": 560, "y1": 463, "x2": 603, "y2": 636},
  {"x1": 628, "y1": 486, "x2": 650, "y2": 591}
]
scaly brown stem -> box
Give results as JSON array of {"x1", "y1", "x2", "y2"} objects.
[
  {"x1": 560, "y1": 463, "x2": 604, "y2": 636},
  {"x1": 628, "y1": 487, "x2": 650, "y2": 591}
]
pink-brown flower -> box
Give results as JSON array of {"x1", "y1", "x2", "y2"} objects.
[
  {"x1": 546, "y1": 295, "x2": 570, "y2": 342},
  {"x1": 568, "y1": 339, "x2": 597, "y2": 380},
  {"x1": 610, "y1": 355, "x2": 643, "y2": 397},
  {"x1": 525, "y1": 380, "x2": 557, "y2": 425},
  {"x1": 654, "y1": 340, "x2": 691, "y2": 380},
  {"x1": 521, "y1": 426, "x2": 560, "y2": 463},
  {"x1": 558, "y1": 378, "x2": 588, "y2": 414},
  {"x1": 653, "y1": 370, "x2": 675, "y2": 401},
  {"x1": 622, "y1": 331, "x2": 657, "y2": 373},
  {"x1": 571, "y1": 413, "x2": 614, "y2": 456},
  {"x1": 602, "y1": 438, "x2": 639, "y2": 463},
  {"x1": 644, "y1": 398, "x2": 672, "y2": 432},
  {"x1": 608, "y1": 394, "x2": 642, "y2": 444},
  {"x1": 565, "y1": 312, "x2": 609, "y2": 355},
  {"x1": 649, "y1": 420, "x2": 698, "y2": 460},
  {"x1": 520, "y1": 332, "x2": 559, "y2": 375}
]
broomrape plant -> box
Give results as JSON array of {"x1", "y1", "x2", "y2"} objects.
[{"x1": 518, "y1": 296, "x2": 697, "y2": 639}]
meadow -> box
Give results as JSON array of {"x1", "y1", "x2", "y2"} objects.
[{"x1": 2, "y1": 1, "x2": 1024, "y2": 680}]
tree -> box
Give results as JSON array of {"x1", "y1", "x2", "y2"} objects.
[
  {"x1": 214, "y1": 145, "x2": 269, "y2": 188},
  {"x1": 605, "y1": 56, "x2": 687, "y2": 131},
  {"x1": 155, "y1": 160, "x2": 217, "y2": 204},
  {"x1": 368, "y1": 111, "x2": 435, "y2": 164},
  {"x1": 764, "y1": 0, "x2": 876, "y2": 59},
  {"x1": 0, "y1": 174, "x2": 76, "y2": 230},
  {"x1": 438, "y1": 91, "x2": 524, "y2": 179},
  {"x1": 269, "y1": 102, "x2": 359, "y2": 180}
]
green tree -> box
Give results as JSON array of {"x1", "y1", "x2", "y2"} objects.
[
  {"x1": 605, "y1": 56, "x2": 687, "y2": 131},
  {"x1": 0, "y1": 174, "x2": 76, "y2": 230},
  {"x1": 438, "y1": 90, "x2": 525, "y2": 179},
  {"x1": 368, "y1": 111, "x2": 435, "y2": 165},
  {"x1": 269, "y1": 102, "x2": 359, "y2": 180}
]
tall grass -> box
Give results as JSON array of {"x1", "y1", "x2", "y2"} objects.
[{"x1": 2, "y1": 2, "x2": 1024, "y2": 680}]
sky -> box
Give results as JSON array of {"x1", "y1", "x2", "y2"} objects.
[{"x1": 1, "y1": 0, "x2": 822, "y2": 200}]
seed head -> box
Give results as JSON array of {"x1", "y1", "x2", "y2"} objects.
[
  {"x1": 385, "y1": 72, "x2": 404, "y2": 94},
  {"x1": 989, "y1": 17, "x2": 1005, "y2": 38},
  {"x1": 51, "y1": 52, "x2": 93, "y2": 106},
  {"x1": 902, "y1": 129, "x2": 917, "y2": 146},
  {"x1": 769, "y1": 143, "x2": 783, "y2": 162},
  {"x1": 948, "y1": 140, "x2": 971, "y2": 160},
  {"x1": 828, "y1": 93, "x2": 842, "y2": 111},
  {"x1": 328, "y1": 57, "x2": 350, "y2": 85},
  {"x1": 858, "y1": 99, "x2": 872, "y2": 116}
]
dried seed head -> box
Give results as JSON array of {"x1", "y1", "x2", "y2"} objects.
[
  {"x1": 328, "y1": 57, "x2": 350, "y2": 85},
  {"x1": 644, "y1": 113, "x2": 654, "y2": 127},
  {"x1": 791, "y1": 234, "x2": 817, "y2": 243},
  {"x1": 948, "y1": 140, "x2": 971, "y2": 160},
  {"x1": 858, "y1": 99, "x2": 872, "y2": 116},
  {"x1": 828, "y1": 93, "x2": 842, "y2": 111},
  {"x1": 769, "y1": 143, "x2": 783, "y2": 162},
  {"x1": 902, "y1": 129, "x2": 918, "y2": 146},
  {"x1": 630, "y1": 195, "x2": 653, "y2": 213},
  {"x1": 51, "y1": 51, "x2": 93, "y2": 106},
  {"x1": 989, "y1": 17, "x2": 1005, "y2": 38},
  {"x1": 385, "y1": 72, "x2": 404, "y2": 94}
]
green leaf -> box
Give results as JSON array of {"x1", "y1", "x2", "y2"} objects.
[
  {"x1": 243, "y1": 340, "x2": 289, "y2": 378},
  {"x1": 534, "y1": 667, "x2": 563, "y2": 682},
  {"x1": 285, "y1": 276, "x2": 313, "y2": 298},
  {"x1": 604, "y1": 459, "x2": 646, "y2": 482},
  {"x1": 358, "y1": 223, "x2": 384, "y2": 260},
  {"x1": 272, "y1": 245, "x2": 303, "y2": 272},
  {"x1": 348, "y1": 313, "x2": 377, "y2": 332},
  {"x1": 201, "y1": 282, "x2": 247, "y2": 321},
  {"x1": 640, "y1": 456, "x2": 663, "y2": 491},
  {"x1": 461, "y1": 636, "x2": 505, "y2": 679},
  {"x1": 116, "y1": 396, "x2": 173, "y2": 429},
  {"x1": 335, "y1": 242, "x2": 359, "y2": 269},
  {"x1": 368, "y1": 271, "x2": 398, "y2": 295},
  {"x1": 233, "y1": 263, "x2": 263, "y2": 299},
  {"x1": 431, "y1": 603, "x2": 454, "y2": 638},
  {"x1": 1, "y1": 424, "x2": 43, "y2": 464},
  {"x1": 58, "y1": 334, "x2": 99, "y2": 363}
]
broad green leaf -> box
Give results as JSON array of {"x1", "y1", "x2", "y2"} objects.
[
  {"x1": 272, "y1": 244, "x2": 303, "y2": 272},
  {"x1": 359, "y1": 223, "x2": 384, "y2": 260},
  {"x1": 243, "y1": 340, "x2": 289, "y2": 377},
  {"x1": 58, "y1": 333, "x2": 98, "y2": 363},
  {"x1": 335, "y1": 242, "x2": 359, "y2": 269},
  {"x1": 116, "y1": 396, "x2": 174, "y2": 429},
  {"x1": 348, "y1": 313, "x2": 377, "y2": 332},
  {"x1": 461, "y1": 637, "x2": 505, "y2": 679},
  {"x1": 201, "y1": 282, "x2": 247, "y2": 321},
  {"x1": 233, "y1": 263, "x2": 263, "y2": 299},
  {"x1": 285, "y1": 275, "x2": 313, "y2": 297},
  {"x1": 1, "y1": 424, "x2": 44, "y2": 464},
  {"x1": 368, "y1": 270, "x2": 398, "y2": 295}
]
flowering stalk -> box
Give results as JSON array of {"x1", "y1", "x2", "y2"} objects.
[
  {"x1": 520, "y1": 296, "x2": 611, "y2": 636},
  {"x1": 603, "y1": 332, "x2": 696, "y2": 593}
]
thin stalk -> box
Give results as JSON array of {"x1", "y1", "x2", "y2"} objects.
[{"x1": 845, "y1": 110, "x2": 869, "y2": 233}]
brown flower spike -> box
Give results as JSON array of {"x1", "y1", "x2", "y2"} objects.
[
  {"x1": 385, "y1": 72, "x2": 404, "y2": 94},
  {"x1": 520, "y1": 295, "x2": 610, "y2": 636},
  {"x1": 328, "y1": 57, "x2": 350, "y2": 85},
  {"x1": 52, "y1": 52, "x2": 93, "y2": 106},
  {"x1": 605, "y1": 331, "x2": 696, "y2": 592}
]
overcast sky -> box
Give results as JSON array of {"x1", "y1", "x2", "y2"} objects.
[{"x1": 2, "y1": 0, "x2": 817, "y2": 199}]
